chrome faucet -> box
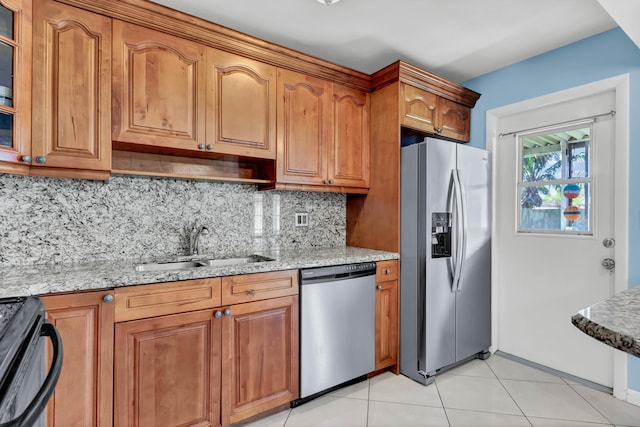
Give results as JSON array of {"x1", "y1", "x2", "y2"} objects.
[{"x1": 189, "y1": 225, "x2": 209, "y2": 256}]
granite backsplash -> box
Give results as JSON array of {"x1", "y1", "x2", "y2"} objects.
[{"x1": 0, "y1": 174, "x2": 346, "y2": 266}]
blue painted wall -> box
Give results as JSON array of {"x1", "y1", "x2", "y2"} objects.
[{"x1": 460, "y1": 27, "x2": 640, "y2": 392}]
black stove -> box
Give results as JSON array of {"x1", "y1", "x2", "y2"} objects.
[{"x1": 0, "y1": 296, "x2": 63, "y2": 427}]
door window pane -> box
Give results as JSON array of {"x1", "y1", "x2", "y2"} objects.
[
  {"x1": 0, "y1": 111, "x2": 13, "y2": 147},
  {"x1": 517, "y1": 125, "x2": 592, "y2": 235},
  {"x1": 0, "y1": 6, "x2": 13, "y2": 40}
]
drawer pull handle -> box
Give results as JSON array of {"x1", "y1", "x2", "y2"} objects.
[{"x1": 385, "y1": 269, "x2": 392, "y2": 275}]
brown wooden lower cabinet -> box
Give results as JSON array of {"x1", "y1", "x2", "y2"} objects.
[
  {"x1": 41, "y1": 290, "x2": 115, "y2": 427},
  {"x1": 375, "y1": 260, "x2": 399, "y2": 371},
  {"x1": 114, "y1": 309, "x2": 221, "y2": 427},
  {"x1": 110, "y1": 272, "x2": 299, "y2": 427},
  {"x1": 222, "y1": 296, "x2": 299, "y2": 425}
]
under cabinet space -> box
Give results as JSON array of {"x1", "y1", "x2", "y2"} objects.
[{"x1": 111, "y1": 148, "x2": 275, "y2": 184}]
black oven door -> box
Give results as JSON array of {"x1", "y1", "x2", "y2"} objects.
[{"x1": 0, "y1": 298, "x2": 63, "y2": 427}]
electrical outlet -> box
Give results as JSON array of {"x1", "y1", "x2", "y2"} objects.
[{"x1": 295, "y1": 212, "x2": 309, "y2": 227}]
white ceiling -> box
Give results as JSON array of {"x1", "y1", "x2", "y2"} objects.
[{"x1": 149, "y1": 0, "x2": 619, "y2": 83}]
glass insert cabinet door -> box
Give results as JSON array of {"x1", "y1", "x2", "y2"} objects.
[{"x1": 0, "y1": 0, "x2": 30, "y2": 167}]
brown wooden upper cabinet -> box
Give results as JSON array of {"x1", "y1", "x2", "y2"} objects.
[
  {"x1": 0, "y1": 0, "x2": 30, "y2": 175},
  {"x1": 276, "y1": 69, "x2": 369, "y2": 192},
  {"x1": 112, "y1": 20, "x2": 207, "y2": 152},
  {"x1": 112, "y1": 21, "x2": 276, "y2": 160},
  {"x1": 31, "y1": 0, "x2": 111, "y2": 176},
  {"x1": 206, "y1": 49, "x2": 276, "y2": 159},
  {"x1": 400, "y1": 82, "x2": 471, "y2": 142}
]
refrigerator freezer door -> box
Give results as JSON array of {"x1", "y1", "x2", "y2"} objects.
[
  {"x1": 423, "y1": 140, "x2": 458, "y2": 374},
  {"x1": 455, "y1": 144, "x2": 492, "y2": 361}
]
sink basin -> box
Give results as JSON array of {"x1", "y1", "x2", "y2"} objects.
[
  {"x1": 135, "y1": 255, "x2": 274, "y2": 272},
  {"x1": 200, "y1": 255, "x2": 274, "y2": 267}
]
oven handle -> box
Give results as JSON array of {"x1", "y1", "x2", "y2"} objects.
[{"x1": 1, "y1": 321, "x2": 63, "y2": 427}]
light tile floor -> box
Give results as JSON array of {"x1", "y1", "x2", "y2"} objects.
[{"x1": 235, "y1": 354, "x2": 640, "y2": 427}]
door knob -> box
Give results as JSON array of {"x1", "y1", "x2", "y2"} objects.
[
  {"x1": 601, "y1": 258, "x2": 615, "y2": 270},
  {"x1": 602, "y1": 238, "x2": 615, "y2": 248}
]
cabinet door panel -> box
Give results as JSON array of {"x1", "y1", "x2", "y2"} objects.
[
  {"x1": 112, "y1": 21, "x2": 206, "y2": 151},
  {"x1": 0, "y1": 0, "x2": 30, "y2": 171},
  {"x1": 437, "y1": 97, "x2": 471, "y2": 142},
  {"x1": 400, "y1": 83, "x2": 437, "y2": 133},
  {"x1": 375, "y1": 279, "x2": 399, "y2": 370},
  {"x1": 276, "y1": 69, "x2": 331, "y2": 185},
  {"x1": 329, "y1": 84, "x2": 369, "y2": 188},
  {"x1": 222, "y1": 296, "x2": 298, "y2": 425},
  {"x1": 206, "y1": 49, "x2": 276, "y2": 159},
  {"x1": 114, "y1": 310, "x2": 221, "y2": 427},
  {"x1": 41, "y1": 290, "x2": 114, "y2": 427},
  {"x1": 32, "y1": 0, "x2": 111, "y2": 171}
]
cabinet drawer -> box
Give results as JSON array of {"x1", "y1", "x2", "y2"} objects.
[
  {"x1": 114, "y1": 278, "x2": 222, "y2": 322},
  {"x1": 222, "y1": 270, "x2": 298, "y2": 305},
  {"x1": 376, "y1": 260, "x2": 398, "y2": 282}
]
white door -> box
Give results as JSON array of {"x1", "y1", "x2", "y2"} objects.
[{"x1": 495, "y1": 91, "x2": 615, "y2": 387}]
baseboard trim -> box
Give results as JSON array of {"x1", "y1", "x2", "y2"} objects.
[
  {"x1": 627, "y1": 388, "x2": 640, "y2": 406},
  {"x1": 495, "y1": 350, "x2": 613, "y2": 395}
]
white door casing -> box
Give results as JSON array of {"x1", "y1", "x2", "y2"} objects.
[{"x1": 486, "y1": 74, "x2": 630, "y2": 397}]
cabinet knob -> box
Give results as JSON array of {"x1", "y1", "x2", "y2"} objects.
[
  {"x1": 435, "y1": 128, "x2": 443, "y2": 134},
  {"x1": 385, "y1": 268, "x2": 392, "y2": 275},
  {"x1": 323, "y1": 179, "x2": 328, "y2": 185},
  {"x1": 103, "y1": 294, "x2": 114, "y2": 303},
  {"x1": 328, "y1": 178, "x2": 335, "y2": 184},
  {"x1": 35, "y1": 156, "x2": 46, "y2": 164},
  {"x1": 21, "y1": 155, "x2": 32, "y2": 163},
  {"x1": 215, "y1": 311, "x2": 222, "y2": 318},
  {"x1": 377, "y1": 285, "x2": 383, "y2": 290},
  {"x1": 223, "y1": 308, "x2": 231, "y2": 316},
  {"x1": 206, "y1": 144, "x2": 214, "y2": 151},
  {"x1": 198, "y1": 143, "x2": 205, "y2": 150}
]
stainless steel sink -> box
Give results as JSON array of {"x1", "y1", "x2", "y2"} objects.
[
  {"x1": 200, "y1": 255, "x2": 273, "y2": 267},
  {"x1": 135, "y1": 255, "x2": 274, "y2": 272}
]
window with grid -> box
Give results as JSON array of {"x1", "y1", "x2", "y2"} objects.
[{"x1": 517, "y1": 124, "x2": 592, "y2": 235}]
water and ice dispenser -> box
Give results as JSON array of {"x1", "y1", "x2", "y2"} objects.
[{"x1": 431, "y1": 212, "x2": 451, "y2": 258}]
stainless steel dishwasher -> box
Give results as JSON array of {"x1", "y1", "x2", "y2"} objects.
[{"x1": 296, "y1": 262, "x2": 376, "y2": 403}]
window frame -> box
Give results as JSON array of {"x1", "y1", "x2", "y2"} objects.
[{"x1": 515, "y1": 122, "x2": 594, "y2": 236}]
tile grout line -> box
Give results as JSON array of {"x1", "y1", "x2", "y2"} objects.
[
  {"x1": 433, "y1": 375, "x2": 454, "y2": 426},
  {"x1": 566, "y1": 382, "x2": 618, "y2": 426},
  {"x1": 484, "y1": 359, "x2": 533, "y2": 425},
  {"x1": 365, "y1": 379, "x2": 370, "y2": 427}
]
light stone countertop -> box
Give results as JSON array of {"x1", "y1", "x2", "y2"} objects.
[
  {"x1": 572, "y1": 285, "x2": 640, "y2": 358},
  {"x1": 0, "y1": 246, "x2": 399, "y2": 298}
]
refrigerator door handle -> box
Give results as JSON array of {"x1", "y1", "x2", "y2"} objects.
[
  {"x1": 449, "y1": 170, "x2": 464, "y2": 292},
  {"x1": 455, "y1": 169, "x2": 468, "y2": 292}
]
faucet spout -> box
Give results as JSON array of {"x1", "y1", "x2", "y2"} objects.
[{"x1": 189, "y1": 225, "x2": 209, "y2": 256}]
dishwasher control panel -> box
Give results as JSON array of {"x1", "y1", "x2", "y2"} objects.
[{"x1": 300, "y1": 262, "x2": 376, "y2": 282}]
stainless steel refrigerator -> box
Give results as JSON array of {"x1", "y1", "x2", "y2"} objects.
[{"x1": 400, "y1": 137, "x2": 491, "y2": 385}]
